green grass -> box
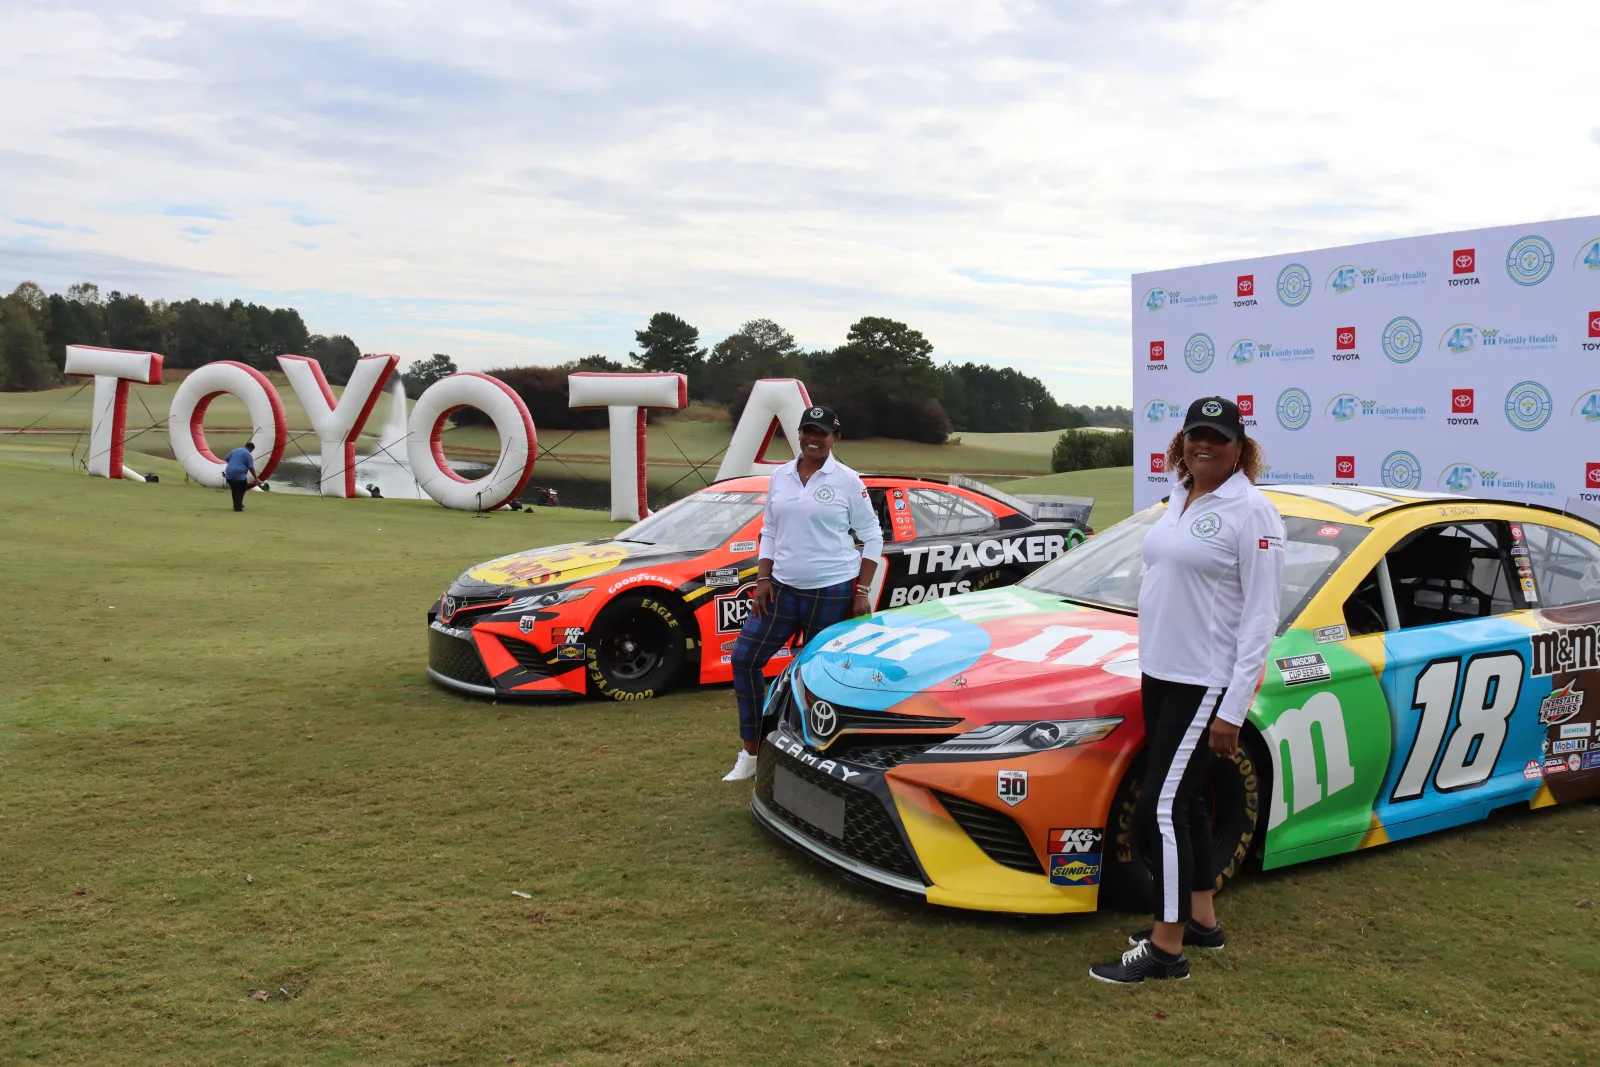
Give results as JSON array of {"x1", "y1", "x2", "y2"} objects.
[{"x1": 1, "y1": 461, "x2": 1597, "y2": 1064}]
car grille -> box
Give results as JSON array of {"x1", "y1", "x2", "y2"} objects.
[
  {"x1": 757, "y1": 750, "x2": 923, "y2": 883},
  {"x1": 819, "y1": 736, "x2": 942, "y2": 771},
  {"x1": 935, "y1": 791, "x2": 1044, "y2": 875},
  {"x1": 440, "y1": 597, "x2": 513, "y2": 627},
  {"x1": 502, "y1": 638, "x2": 551, "y2": 677},
  {"x1": 429, "y1": 626, "x2": 493, "y2": 689},
  {"x1": 783, "y1": 686, "x2": 962, "y2": 735}
]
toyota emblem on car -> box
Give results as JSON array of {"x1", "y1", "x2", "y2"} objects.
[{"x1": 808, "y1": 699, "x2": 837, "y2": 739}]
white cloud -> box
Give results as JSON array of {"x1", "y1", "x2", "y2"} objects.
[{"x1": 1, "y1": 0, "x2": 1598, "y2": 405}]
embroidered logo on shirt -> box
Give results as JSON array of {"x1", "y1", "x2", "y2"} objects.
[
  {"x1": 813, "y1": 485, "x2": 836, "y2": 504},
  {"x1": 1190, "y1": 512, "x2": 1222, "y2": 539},
  {"x1": 1258, "y1": 534, "x2": 1283, "y2": 550}
]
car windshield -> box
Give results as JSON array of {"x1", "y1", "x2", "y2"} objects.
[
  {"x1": 615, "y1": 490, "x2": 765, "y2": 550},
  {"x1": 1018, "y1": 504, "x2": 1369, "y2": 630}
]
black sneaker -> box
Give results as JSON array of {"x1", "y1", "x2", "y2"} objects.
[
  {"x1": 1127, "y1": 920, "x2": 1226, "y2": 950},
  {"x1": 1089, "y1": 940, "x2": 1189, "y2": 984}
]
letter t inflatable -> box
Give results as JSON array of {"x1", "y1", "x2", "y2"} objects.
[
  {"x1": 567, "y1": 372, "x2": 688, "y2": 521},
  {"x1": 63, "y1": 344, "x2": 165, "y2": 479}
]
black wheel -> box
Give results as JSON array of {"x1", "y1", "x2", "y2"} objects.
[
  {"x1": 584, "y1": 592, "x2": 689, "y2": 702},
  {"x1": 1100, "y1": 736, "x2": 1265, "y2": 913}
]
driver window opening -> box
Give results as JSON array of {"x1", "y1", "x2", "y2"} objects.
[{"x1": 1342, "y1": 521, "x2": 1520, "y2": 634}]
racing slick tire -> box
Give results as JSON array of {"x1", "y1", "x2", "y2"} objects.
[
  {"x1": 584, "y1": 592, "x2": 690, "y2": 702},
  {"x1": 1100, "y1": 734, "x2": 1265, "y2": 913}
]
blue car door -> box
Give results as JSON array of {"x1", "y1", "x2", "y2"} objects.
[{"x1": 1357, "y1": 520, "x2": 1550, "y2": 844}]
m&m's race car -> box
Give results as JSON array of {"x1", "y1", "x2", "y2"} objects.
[
  {"x1": 752, "y1": 484, "x2": 1600, "y2": 914},
  {"x1": 427, "y1": 475, "x2": 1093, "y2": 701}
]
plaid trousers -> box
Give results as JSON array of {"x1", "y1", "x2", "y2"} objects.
[{"x1": 731, "y1": 577, "x2": 856, "y2": 742}]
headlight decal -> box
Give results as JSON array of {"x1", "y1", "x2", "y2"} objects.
[{"x1": 926, "y1": 717, "x2": 1122, "y2": 759}]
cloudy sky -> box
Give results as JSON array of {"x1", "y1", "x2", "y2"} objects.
[{"x1": 3, "y1": 0, "x2": 1598, "y2": 406}]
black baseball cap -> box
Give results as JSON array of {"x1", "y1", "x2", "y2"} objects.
[
  {"x1": 1182, "y1": 395, "x2": 1243, "y2": 440},
  {"x1": 799, "y1": 404, "x2": 841, "y2": 433}
]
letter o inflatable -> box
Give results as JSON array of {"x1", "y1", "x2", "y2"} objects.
[
  {"x1": 407, "y1": 372, "x2": 537, "y2": 511},
  {"x1": 168, "y1": 362, "x2": 289, "y2": 487}
]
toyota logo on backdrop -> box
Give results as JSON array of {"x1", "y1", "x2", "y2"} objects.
[
  {"x1": 1236, "y1": 395, "x2": 1254, "y2": 416},
  {"x1": 1454, "y1": 249, "x2": 1475, "y2": 274},
  {"x1": 1590, "y1": 312, "x2": 1600, "y2": 338},
  {"x1": 1150, "y1": 453, "x2": 1166, "y2": 473},
  {"x1": 1150, "y1": 340, "x2": 1165, "y2": 361},
  {"x1": 808, "y1": 700, "x2": 838, "y2": 739},
  {"x1": 1336, "y1": 456, "x2": 1356, "y2": 479},
  {"x1": 1237, "y1": 275, "x2": 1254, "y2": 297},
  {"x1": 1336, "y1": 327, "x2": 1356, "y2": 351},
  {"x1": 1587, "y1": 463, "x2": 1600, "y2": 488},
  {"x1": 1453, "y1": 389, "x2": 1474, "y2": 412}
]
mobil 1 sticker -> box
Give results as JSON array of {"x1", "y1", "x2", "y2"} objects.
[{"x1": 1276, "y1": 652, "x2": 1332, "y2": 686}]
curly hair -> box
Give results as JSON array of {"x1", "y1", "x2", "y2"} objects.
[{"x1": 1164, "y1": 430, "x2": 1265, "y2": 488}]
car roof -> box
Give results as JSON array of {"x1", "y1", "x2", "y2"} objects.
[{"x1": 1258, "y1": 483, "x2": 1590, "y2": 527}]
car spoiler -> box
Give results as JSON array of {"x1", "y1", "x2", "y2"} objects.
[{"x1": 948, "y1": 473, "x2": 1094, "y2": 525}]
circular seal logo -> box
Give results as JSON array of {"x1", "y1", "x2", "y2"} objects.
[
  {"x1": 1381, "y1": 450, "x2": 1422, "y2": 489},
  {"x1": 1382, "y1": 316, "x2": 1423, "y2": 363},
  {"x1": 1200, "y1": 399, "x2": 1222, "y2": 417},
  {"x1": 1505, "y1": 381, "x2": 1553, "y2": 431},
  {"x1": 1183, "y1": 332, "x2": 1215, "y2": 373},
  {"x1": 808, "y1": 699, "x2": 837, "y2": 739},
  {"x1": 1190, "y1": 512, "x2": 1222, "y2": 539},
  {"x1": 1506, "y1": 235, "x2": 1554, "y2": 286},
  {"x1": 1276, "y1": 263, "x2": 1312, "y2": 307},
  {"x1": 813, "y1": 484, "x2": 836, "y2": 503},
  {"x1": 808, "y1": 407, "x2": 824, "y2": 418},
  {"x1": 1276, "y1": 387, "x2": 1312, "y2": 431}
]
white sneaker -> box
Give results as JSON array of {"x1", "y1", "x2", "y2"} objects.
[{"x1": 722, "y1": 750, "x2": 759, "y2": 782}]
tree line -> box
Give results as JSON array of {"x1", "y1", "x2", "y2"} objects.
[{"x1": 3, "y1": 282, "x2": 1131, "y2": 445}]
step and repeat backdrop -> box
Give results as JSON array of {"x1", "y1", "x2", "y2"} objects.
[{"x1": 1131, "y1": 215, "x2": 1600, "y2": 512}]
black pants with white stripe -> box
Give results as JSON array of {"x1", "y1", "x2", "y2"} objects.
[{"x1": 1137, "y1": 674, "x2": 1224, "y2": 924}]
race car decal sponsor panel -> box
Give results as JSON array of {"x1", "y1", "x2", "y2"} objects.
[
  {"x1": 1048, "y1": 827, "x2": 1104, "y2": 887},
  {"x1": 1253, "y1": 629, "x2": 1391, "y2": 868},
  {"x1": 468, "y1": 543, "x2": 630, "y2": 587},
  {"x1": 1524, "y1": 603, "x2": 1600, "y2": 803},
  {"x1": 1371, "y1": 616, "x2": 1551, "y2": 843}
]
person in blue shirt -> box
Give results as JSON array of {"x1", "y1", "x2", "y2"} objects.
[{"x1": 223, "y1": 442, "x2": 260, "y2": 511}]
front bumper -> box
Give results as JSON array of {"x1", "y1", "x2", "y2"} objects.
[
  {"x1": 426, "y1": 621, "x2": 584, "y2": 699},
  {"x1": 751, "y1": 722, "x2": 1108, "y2": 915}
]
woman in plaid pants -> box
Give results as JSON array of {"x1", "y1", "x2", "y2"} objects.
[{"x1": 722, "y1": 404, "x2": 882, "y2": 781}]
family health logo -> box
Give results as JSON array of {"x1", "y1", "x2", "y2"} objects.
[
  {"x1": 1438, "y1": 461, "x2": 1556, "y2": 497},
  {"x1": 1143, "y1": 287, "x2": 1219, "y2": 312},
  {"x1": 1326, "y1": 263, "x2": 1428, "y2": 294},
  {"x1": 1438, "y1": 322, "x2": 1559, "y2": 354},
  {"x1": 1144, "y1": 399, "x2": 1183, "y2": 424},
  {"x1": 1325, "y1": 394, "x2": 1427, "y2": 423},
  {"x1": 1229, "y1": 338, "x2": 1316, "y2": 365}
]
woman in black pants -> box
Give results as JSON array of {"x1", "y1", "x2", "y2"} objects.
[{"x1": 1090, "y1": 396, "x2": 1284, "y2": 984}]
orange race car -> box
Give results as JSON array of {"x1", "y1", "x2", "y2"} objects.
[{"x1": 427, "y1": 475, "x2": 1093, "y2": 701}]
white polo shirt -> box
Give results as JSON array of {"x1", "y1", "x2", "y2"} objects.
[
  {"x1": 1136, "y1": 471, "x2": 1286, "y2": 726},
  {"x1": 758, "y1": 454, "x2": 885, "y2": 590}
]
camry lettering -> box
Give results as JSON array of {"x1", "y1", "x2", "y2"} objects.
[{"x1": 777, "y1": 734, "x2": 861, "y2": 780}]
